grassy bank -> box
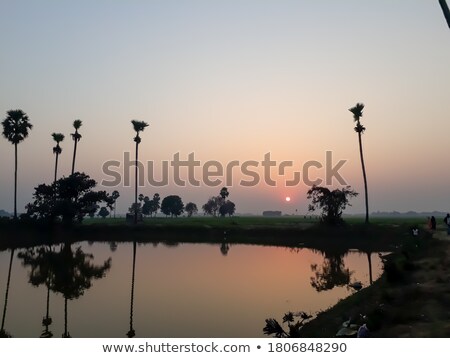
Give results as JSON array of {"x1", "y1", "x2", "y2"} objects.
[
  {"x1": 0, "y1": 216, "x2": 423, "y2": 253},
  {"x1": 299, "y1": 226, "x2": 450, "y2": 337}
]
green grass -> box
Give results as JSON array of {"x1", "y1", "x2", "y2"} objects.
[
  {"x1": 84, "y1": 215, "x2": 427, "y2": 227},
  {"x1": 0, "y1": 215, "x2": 432, "y2": 253},
  {"x1": 84, "y1": 215, "x2": 319, "y2": 228}
]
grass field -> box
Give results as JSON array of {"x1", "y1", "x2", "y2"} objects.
[
  {"x1": 83, "y1": 215, "x2": 428, "y2": 228},
  {"x1": 0, "y1": 214, "x2": 435, "y2": 253}
]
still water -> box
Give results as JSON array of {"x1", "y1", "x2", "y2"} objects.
[{"x1": 0, "y1": 241, "x2": 383, "y2": 338}]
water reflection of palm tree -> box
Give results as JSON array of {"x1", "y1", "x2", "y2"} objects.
[
  {"x1": 20, "y1": 243, "x2": 111, "y2": 338},
  {"x1": 18, "y1": 246, "x2": 54, "y2": 338},
  {"x1": 127, "y1": 241, "x2": 137, "y2": 338},
  {"x1": 1, "y1": 249, "x2": 15, "y2": 338},
  {"x1": 366, "y1": 252, "x2": 373, "y2": 285},
  {"x1": 310, "y1": 250, "x2": 352, "y2": 292},
  {"x1": 52, "y1": 243, "x2": 111, "y2": 338}
]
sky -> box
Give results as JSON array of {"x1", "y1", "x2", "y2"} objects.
[{"x1": 1, "y1": 0, "x2": 449, "y2": 215}]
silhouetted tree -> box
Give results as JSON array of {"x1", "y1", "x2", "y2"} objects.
[
  {"x1": 141, "y1": 196, "x2": 151, "y2": 217},
  {"x1": 26, "y1": 172, "x2": 114, "y2": 225},
  {"x1": 98, "y1": 207, "x2": 109, "y2": 218},
  {"x1": 307, "y1": 185, "x2": 358, "y2": 225},
  {"x1": 141, "y1": 193, "x2": 160, "y2": 218},
  {"x1": 2, "y1": 109, "x2": 33, "y2": 219},
  {"x1": 70, "y1": 119, "x2": 82, "y2": 175},
  {"x1": 349, "y1": 103, "x2": 369, "y2": 224},
  {"x1": 202, "y1": 196, "x2": 221, "y2": 217},
  {"x1": 151, "y1": 193, "x2": 160, "y2": 217},
  {"x1": 111, "y1": 190, "x2": 120, "y2": 218},
  {"x1": 439, "y1": 0, "x2": 450, "y2": 28},
  {"x1": 161, "y1": 195, "x2": 184, "y2": 217},
  {"x1": 128, "y1": 202, "x2": 142, "y2": 217},
  {"x1": 52, "y1": 133, "x2": 65, "y2": 183},
  {"x1": 131, "y1": 120, "x2": 149, "y2": 224},
  {"x1": 185, "y1": 202, "x2": 198, "y2": 217},
  {"x1": 219, "y1": 200, "x2": 236, "y2": 217},
  {"x1": 88, "y1": 204, "x2": 100, "y2": 218}
]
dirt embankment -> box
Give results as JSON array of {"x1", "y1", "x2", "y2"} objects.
[{"x1": 301, "y1": 228, "x2": 450, "y2": 338}]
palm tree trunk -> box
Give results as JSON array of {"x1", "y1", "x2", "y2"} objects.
[
  {"x1": 71, "y1": 139, "x2": 78, "y2": 175},
  {"x1": 439, "y1": 0, "x2": 450, "y2": 28},
  {"x1": 54, "y1": 153, "x2": 59, "y2": 183},
  {"x1": 1, "y1": 249, "x2": 14, "y2": 332},
  {"x1": 14, "y1": 143, "x2": 18, "y2": 219},
  {"x1": 358, "y1": 131, "x2": 369, "y2": 224},
  {"x1": 134, "y1": 141, "x2": 139, "y2": 225}
]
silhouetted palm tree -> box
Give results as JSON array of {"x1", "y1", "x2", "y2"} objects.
[
  {"x1": 439, "y1": 0, "x2": 450, "y2": 28},
  {"x1": 131, "y1": 120, "x2": 149, "y2": 224},
  {"x1": 111, "y1": 190, "x2": 120, "y2": 218},
  {"x1": 2, "y1": 110, "x2": 33, "y2": 219},
  {"x1": 349, "y1": 103, "x2": 369, "y2": 224},
  {"x1": 1, "y1": 249, "x2": 15, "y2": 338},
  {"x1": 220, "y1": 187, "x2": 229, "y2": 200},
  {"x1": 70, "y1": 119, "x2": 82, "y2": 175},
  {"x1": 52, "y1": 133, "x2": 65, "y2": 182}
]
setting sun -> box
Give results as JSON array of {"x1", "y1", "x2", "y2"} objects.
[{"x1": 285, "y1": 196, "x2": 291, "y2": 202}]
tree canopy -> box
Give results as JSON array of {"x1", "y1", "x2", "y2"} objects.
[
  {"x1": 26, "y1": 172, "x2": 114, "y2": 225},
  {"x1": 161, "y1": 195, "x2": 184, "y2": 217},
  {"x1": 307, "y1": 185, "x2": 358, "y2": 225}
]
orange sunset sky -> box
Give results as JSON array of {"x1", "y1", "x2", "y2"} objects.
[{"x1": 1, "y1": 0, "x2": 449, "y2": 215}]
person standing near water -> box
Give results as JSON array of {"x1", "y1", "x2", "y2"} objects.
[
  {"x1": 446, "y1": 213, "x2": 450, "y2": 235},
  {"x1": 431, "y1": 216, "x2": 436, "y2": 230}
]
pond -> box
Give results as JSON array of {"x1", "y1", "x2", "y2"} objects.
[{"x1": 0, "y1": 241, "x2": 384, "y2": 338}]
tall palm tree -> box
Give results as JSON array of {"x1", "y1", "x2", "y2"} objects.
[
  {"x1": 349, "y1": 103, "x2": 369, "y2": 224},
  {"x1": 439, "y1": 0, "x2": 450, "y2": 28},
  {"x1": 52, "y1": 133, "x2": 65, "y2": 183},
  {"x1": 2, "y1": 109, "x2": 33, "y2": 219},
  {"x1": 70, "y1": 119, "x2": 82, "y2": 175},
  {"x1": 111, "y1": 190, "x2": 120, "y2": 218},
  {"x1": 131, "y1": 120, "x2": 149, "y2": 224}
]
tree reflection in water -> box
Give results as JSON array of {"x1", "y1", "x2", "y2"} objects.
[
  {"x1": 310, "y1": 249, "x2": 353, "y2": 292},
  {"x1": 1, "y1": 249, "x2": 15, "y2": 338},
  {"x1": 19, "y1": 243, "x2": 111, "y2": 338},
  {"x1": 127, "y1": 241, "x2": 137, "y2": 338}
]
